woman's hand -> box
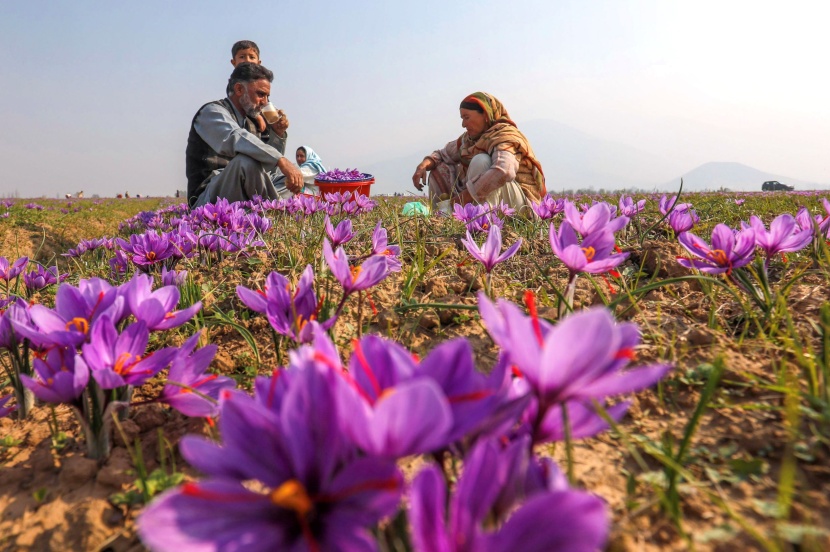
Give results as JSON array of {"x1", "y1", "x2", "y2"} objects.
[{"x1": 412, "y1": 159, "x2": 433, "y2": 190}]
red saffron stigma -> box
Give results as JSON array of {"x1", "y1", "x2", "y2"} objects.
[
  {"x1": 523, "y1": 290, "x2": 544, "y2": 346},
  {"x1": 614, "y1": 348, "x2": 636, "y2": 360}
]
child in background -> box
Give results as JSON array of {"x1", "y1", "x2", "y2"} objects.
[{"x1": 229, "y1": 40, "x2": 267, "y2": 133}]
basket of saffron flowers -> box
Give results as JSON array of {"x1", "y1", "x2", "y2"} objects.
[{"x1": 314, "y1": 168, "x2": 375, "y2": 198}]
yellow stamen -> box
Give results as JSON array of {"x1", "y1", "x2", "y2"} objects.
[
  {"x1": 114, "y1": 352, "x2": 138, "y2": 375},
  {"x1": 350, "y1": 266, "x2": 362, "y2": 283},
  {"x1": 65, "y1": 317, "x2": 89, "y2": 334},
  {"x1": 582, "y1": 246, "x2": 596, "y2": 261},
  {"x1": 270, "y1": 479, "x2": 313, "y2": 517},
  {"x1": 707, "y1": 249, "x2": 728, "y2": 265}
]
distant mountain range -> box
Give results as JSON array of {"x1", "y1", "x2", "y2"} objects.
[
  {"x1": 658, "y1": 161, "x2": 828, "y2": 192},
  {"x1": 361, "y1": 119, "x2": 828, "y2": 195}
]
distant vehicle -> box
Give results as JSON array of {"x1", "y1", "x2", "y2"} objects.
[{"x1": 762, "y1": 180, "x2": 794, "y2": 191}]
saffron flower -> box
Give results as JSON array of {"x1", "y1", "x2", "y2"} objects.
[
  {"x1": 478, "y1": 295, "x2": 671, "y2": 442},
  {"x1": 13, "y1": 278, "x2": 127, "y2": 349},
  {"x1": 619, "y1": 195, "x2": 646, "y2": 217},
  {"x1": 323, "y1": 239, "x2": 390, "y2": 297},
  {"x1": 478, "y1": 295, "x2": 670, "y2": 405},
  {"x1": 21, "y1": 346, "x2": 89, "y2": 404},
  {"x1": 370, "y1": 220, "x2": 402, "y2": 272},
  {"x1": 0, "y1": 256, "x2": 29, "y2": 281},
  {"x1": 0, "y1": 394, "x2": 16, "y2": 418},
  {"x1": 748, "y1": 214, "x2": 812, "y2": 267},
  {"x1": 137, "y1": 365, "x2": 403, "y2": 552},
  {"x1": 530, "y1": 195, "x2": 565, "y2": 220},
  {"x1": 658, "y1": 194, "x2": 691, "y2": 216},
  {"x1": 82, "y1": 316, "x2": 178, "y2": 389},
  {"x1": 667, "y1": 208, "x2": 699, "y2": 235},
  {"x1": 549, "y1": 222, "x2": 628, "y2": 276},
  {"x1": 677, "y1": 224, "x2": 755, "y2": 275},
  {"x1": 563, "y1": 201, "x2": 628, "y2": 236},
  {"x1": 237, "y1": 265, "x2": 333, "y2": 343},
  {"x1": 23, "y1": 265, "x2": 68, "y2": 292},
  {"x1": 324, "y1": 215, "x2": 356, "y2": 247},
  {"x1": 409, "y1": 437, "x2": 609, "y2": 552},
  {"x1": 158, "y1": 332, "x2": 234, "y2": 417},
  {"x1": 460, "y1": 225, "x2": 522, "y2": 274},
  {"x1": 116, "y1": 231, "x2": 177, "y2": 267},
  {"x1": 122, "y1": 273, "x2": 202, "y2": 331},
  {"x1": 161, "y1": 267, "x2": 188, "y2": 287}
]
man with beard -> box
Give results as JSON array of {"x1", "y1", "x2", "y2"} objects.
[{"x1": 186, "y1": 62, "x2": 303, "y2": 207}]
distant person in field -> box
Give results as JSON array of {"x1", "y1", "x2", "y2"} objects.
[
  {"x1": 296, "y1": 146, "x2": 326, "y2": 194},
  {"x1": 186, "y1": 62, "x2": 303, "y2": 207},
  {"x1": 412, "y1": 92, "x2": 546, "y2": 214}
]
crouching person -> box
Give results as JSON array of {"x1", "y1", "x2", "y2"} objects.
[{"x1": 186, "y1": 62, "x2": 303, "y2": 207}]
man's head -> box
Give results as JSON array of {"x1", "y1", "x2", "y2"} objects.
[
  {"x1": 231, "y1": 40, "x2": 261, "y2": 66},
  {"x1": 228, "y1": 62, "x2": 274, "y2": 118}
]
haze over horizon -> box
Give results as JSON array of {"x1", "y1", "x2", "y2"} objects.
[{"x1": 1, "y1": 1, "x2": 828, "y2": 198}]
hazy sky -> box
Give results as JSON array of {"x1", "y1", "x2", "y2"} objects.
[{"x1": 1, "y1": 0, "x2": 828, "y2": 198}]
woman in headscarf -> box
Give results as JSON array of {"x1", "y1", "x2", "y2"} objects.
[
  {"x1": 296, "y1": 145, "x2": 326, "y2": 194},
  {"x1": 412, "y1": 92, "x2": 546, "y2": 214}
]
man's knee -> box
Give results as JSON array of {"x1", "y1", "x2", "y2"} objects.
[{"x1": 228, "y1": 154, "x2": 264, "y2": 176}]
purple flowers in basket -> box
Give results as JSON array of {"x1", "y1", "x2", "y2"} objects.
[{"x1": 315, "y1": 168, "x2": 373, "y2": 182}]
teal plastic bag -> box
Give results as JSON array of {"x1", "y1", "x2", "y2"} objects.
[{"x1": 401, "y1": 201, "x2": 430, "y2": 216}]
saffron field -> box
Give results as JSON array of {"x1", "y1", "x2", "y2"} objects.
[{"x1": 0, "y1": 190, "x2": 829, "y2": 551}]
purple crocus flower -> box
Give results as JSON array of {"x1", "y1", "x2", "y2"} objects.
[
  {"x1": 161, "y1": 267, "x2": 188, "y2": 287},
  {"x1": 137, "y1": 365, "x2": 403, "y2": 552},
  {"x1": 237, "y1": 265, "x2": 333, "y2": 343},
  {"x1": 658, "y1": 194, "x2": 691, "y2": 216},
  {"x1": 563, "y1": 201, "x2": 628, "y2": 236},
  {"x1": 121, "y1": 272, "x2": 202, "y2": 331},
  {"x1": 324, "y1": 215, "x2": 356, "y2": 247},
  {"x1": 549, "y1": 222, "x2": 628, "y2": 276},
  {"x1": 749, "y1": 214, "x2": 812, "y2": 266},
  {"x1": 13, "y1": 278, "x2": 126, "y2": 349},
  {"x1": 0, "y1": 297, "x2": 30, "y2": 350},
  {"x1": 530, "y1": 195, "x2": 565, "y2": 220},
  {"x1": 409, "y1": 437, "x2": 609, "y2": 552},
  {"x1": 370, "y1": 221, "x2": 402, "y2": 272},
  {"x1": 667, "y1": 208, "x2": 699, "y2": 235},
  {"x1": 0, "y1": 394, "x2": 17, "y2": 418},
  {"x1": 323, "y1": 239, "x2": 390, "y2": 297},
  {"x1": 619, "y1": 196, "x2": 646, "y2": 217},
  {"x1": 819, "y1": 198, "x2": 830, "y2": 237},
  {"x1": 0, "y1": 256, "x2": 29, "y2": 281},
  {"x1": 21, "y1": 346, "x2": 89, "y2": 404},
  {"x1": 82, "y1": 316, "x2": 177, "y2": 389},
  {"x1": 677, "y1": 224, "x2": 755, "y2": 275},
  {"x1": 158, "y1": 332, "x2": 234, "y2": 417},
  {"x1": 461, "y1": 225, "x2": 522, "y2": 273},
  {"x1": 109, "y1": 250, "x2": 129, "y2": 280},
  {"x1": 321, "y1": 334, "x2": 455, "y2": 458},
  {"x1": 478, "y1": 295, "x2": 670, "y2": 432},
  {"x1": 116, "y1": 231, "x2": 177, "y2": 267},
  {"x1": 23, "y1": 265, "x2": 68, "y2": 292}
]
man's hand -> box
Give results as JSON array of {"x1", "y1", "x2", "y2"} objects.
[
  {"x1": 277, "y1": 157, "x2": 304, "y2": 194},
  {"x1": 270, "y1": 110, "x2": 289, "y2": 137}
]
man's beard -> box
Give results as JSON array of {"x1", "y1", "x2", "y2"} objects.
[{"x1": 240, "y1": 91, "x2": 262, "y2": 118}]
